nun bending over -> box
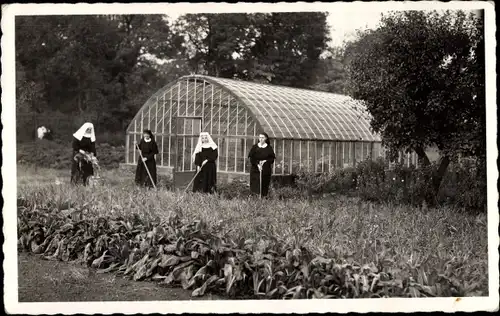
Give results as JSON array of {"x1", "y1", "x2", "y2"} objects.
[
  {"x1": 192, "y1": 132, "x2": 218, "y2": 194},
  {"x1": 71, "y1": 122, "x2": 97, "y2": 186},
  {"x1": 135, "y1": 129, "x2": 159, "y2": 188},
  {"x1": 248, "y1": 132, "x2": 276, "y2": 198}
]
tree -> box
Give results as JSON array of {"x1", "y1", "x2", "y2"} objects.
[
  {"x1": 174, "y1": 12, "x2": 330, "y2": 88},
  {"x1": 15, "y1": 14, "x2": 185, "y2": 136},
  {"x1": 248, "y1": 12, "x2": 330, "y2": 88},
  {"x1": 309, "y1": 47, "x2": 348, "y2": 94},
  {"x1": 174, "y1": 13, "x2": 252, "y2": 77},
  {"x1": 343, "y1": 10, "x2": 485, "y2": 195}
]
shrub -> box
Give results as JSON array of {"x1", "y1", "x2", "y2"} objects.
[
  {"x1": 17, "y1": 140, "x2": 125, "y2": 170},
  {"x1": 355, "y1": 158, "x2": 387, "y2": 202},
  {"x1": 325, "y1": 167, "x2": 358, "y2": 194},
  {"x1": 440, "y1": 157, "x2": 487, "y2": 212},
  {"x1": 270, "y1": 186, "x2": 303, "y2": 200},
  {"x1": 216, "y1": 179, "x2": 250, "y2": 200},
  {"x1": 290, "y1": 156, "x2": 486, "y2": 212}
]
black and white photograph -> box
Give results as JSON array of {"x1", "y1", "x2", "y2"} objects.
[{"x1": 2, "y1": 1, "x2": 498, "y2": 314}]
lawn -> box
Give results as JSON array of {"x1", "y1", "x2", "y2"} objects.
[{"x1": 16, "y1": 163, "x2": 489, "y2": 299}]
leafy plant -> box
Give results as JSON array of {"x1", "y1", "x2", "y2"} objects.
[
  {"x1": 344, "y1": 10, "x2": 485, "y2": 198},
  {"x1": 17, "y1": 169, "x2": 488, "y2": 299}
]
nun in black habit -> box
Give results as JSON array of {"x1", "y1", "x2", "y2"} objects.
[
  {"x1": 71, "y1": 122, "x2": 97, "y2": 186},
  {"x1": 248, "y1": 132, "x2": 276, "y2": 198},
  {"x1": 135, "y1": 129, "x2": 159, "y2": 188},
  {"x1": 191, "y1": 132, "x2": 218, "y2": 193}
]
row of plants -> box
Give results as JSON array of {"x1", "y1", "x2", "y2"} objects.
[{"x1": 17, "y1": 193, "x2": 485, "y2": 299}]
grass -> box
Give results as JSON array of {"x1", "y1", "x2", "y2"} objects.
[{"x1": 16, "y1": 164, "x2": 489, "y2": 298}]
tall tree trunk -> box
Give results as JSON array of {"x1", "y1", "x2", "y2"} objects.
[
  {"x1": 430, "y1": 155, "x2": 450, "y2": 204},
  {"x1": 414, "y1": 146, "x2": 431, "y2": 167}
]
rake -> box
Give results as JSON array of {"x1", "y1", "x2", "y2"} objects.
[
  {"x1": 184, "y1": 162, "x2": 205, "y2": 192},
  {"x1": 259, "y1": 160, "x2": 266, "y2": 198}
]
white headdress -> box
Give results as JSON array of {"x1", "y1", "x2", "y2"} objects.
[
  {"x1": 73, "y1": 122, "x2": 96, "y2": 142},
  {"x1": 191, "y1": 132, "x2": 217, "y2": 163}
]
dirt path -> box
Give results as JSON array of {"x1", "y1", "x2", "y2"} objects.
[{"x1": 18, "y1": 252, "x2": 222, "y2": 302}]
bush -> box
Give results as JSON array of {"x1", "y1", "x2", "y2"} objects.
[
  {"x1": 326, "y1": 167, "x2": 358, "y2": 193},
  {"x1": 269, "y1": 186, "x2": 303, "y2": 200},
  {"x1": 17, "y1": 140, "x2": 125, "y2": 170},
  {"x1": 291, "y1": 156, "x2": 486, "y2": 212},
  {"x1": 216, "y1": 179, "x2": 250, "y2": 200},
  {"x1": 439, "y1": 157, "x2": 487, "y2": 212}
]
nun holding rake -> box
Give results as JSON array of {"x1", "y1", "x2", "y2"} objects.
[
  {"x1": 135, "y1": 129, "x2": 159, "y2": 188},
  {"x1": 190, "y1": 132, "x2": 218, "y2": 194},
  {"x1": 248, "y1": 132, "x2": 276, "y2": 198}
]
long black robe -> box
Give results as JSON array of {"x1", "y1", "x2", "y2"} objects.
[
  {"x1": 135, "y1": 139, "x2": 159, "y2": 188},
  {"x1": 248, "y1": 144, "x2": 276, "y2": 197},
  {"x1": 193, "y1": 147, "x2": 218, "y2": 193},
  {"x1": 71, "y1": 136, "x2": 97, "y2": 186}
]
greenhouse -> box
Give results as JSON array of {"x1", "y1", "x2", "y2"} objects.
[{"x1": 123, "y1": 75, "x2": 418, "y2": 186}]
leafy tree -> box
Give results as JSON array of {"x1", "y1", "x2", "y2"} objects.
[
  {"x1": 248, "y1": 12, "x2": 330, "y2": 88},
  {"x1": 309, "y1": 47, "x2": 348, "y2": 94},
  {"x1": 174, "y1": 13, "x2": 252, "y2": 77},
  {"x1": 174, "y1": 12, "x2": 329, "y2": 88},
  {"x1": 343, "y1": 10, "x2": 485, "y2": 195},
  {"x1": 15, "y1": 14, "x2": 184, "y2": 138}
]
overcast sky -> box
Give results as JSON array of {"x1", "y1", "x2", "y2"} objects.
[{"x1": 325, "y1": 9, "x2": 388, "y2": 47}]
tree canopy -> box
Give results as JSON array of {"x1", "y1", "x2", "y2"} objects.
[
  {"x1": 16, "y1": 15, "x2": 185, "y2": 136},
  {"x1": 16, "y1": 13, "x2": 332, "y2": 142},
  {"x1": 343, "y1": 9, "x2": 485, "y2": 193},
  {"x1": 344, "y1": 10, "x2": 484, "y2": 160},
  {"x1": 175, "y1": 12, "x2": 330, "y2": 88}
]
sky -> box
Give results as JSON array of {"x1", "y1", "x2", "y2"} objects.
[{"x1": 325, "y1": 10, "x2": 387, "y2": 47}]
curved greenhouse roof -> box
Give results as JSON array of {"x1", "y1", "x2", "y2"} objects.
[{"x1": 188, "y1": 75, "x2": 380, "y2": 142}]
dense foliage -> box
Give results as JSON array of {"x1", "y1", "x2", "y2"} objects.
[
  {"x1": 17, "y1": 140, "x2": 125, "y2": 170},
  {"x1": 343, "y1": 10, "x2": 485, "y2": 196},
  {"x1": 17, "y1": 172, "x2": 487, "y2": 299},
  {"x1": 16, "y1": 15, "x2": 185, "y2": 140},
  {"x1": 175, "y1": 12, "x2": 329, "y2": 87},
  {"x1": 16, "y1": 13, "x2": 331, "y2": 142}
]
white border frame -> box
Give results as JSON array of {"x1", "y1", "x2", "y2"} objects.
[{"x1": 2, "y1": 1, "x2": 498, "y2": 314}]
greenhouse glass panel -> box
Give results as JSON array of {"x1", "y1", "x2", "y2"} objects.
[{"x1": 122, "y1": 75, "x2": 415, "y2": 183}]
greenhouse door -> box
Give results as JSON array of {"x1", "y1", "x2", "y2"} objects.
[{"x1": 172, "y1": 116, "x2": 203, "y2": 191}]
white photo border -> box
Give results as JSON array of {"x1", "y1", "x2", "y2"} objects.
[{"x1": 2, "y1": 1, "x2": 498, "y2": 314}]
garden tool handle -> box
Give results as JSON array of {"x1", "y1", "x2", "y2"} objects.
[{"x1": 135, "y1": 143, "x2": 157, "y2": 189}]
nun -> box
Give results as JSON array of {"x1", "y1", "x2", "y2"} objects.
[
  {"x1": 191, "y1": 132, "x2": 218, "y2": 193},
  {"x1": 71, "y1": 122, "x2": 97, "y2": 186},
  {"x1": 248, "y1": 132, "x2": 276, "y2": 198},
  {"x1": 135, "y1": 129, "x2": 159, "y2": 188}
]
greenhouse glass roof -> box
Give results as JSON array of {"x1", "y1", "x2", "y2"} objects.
[{"x1": 189, "y1": 75, "x2": 380, "y2": 142}]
